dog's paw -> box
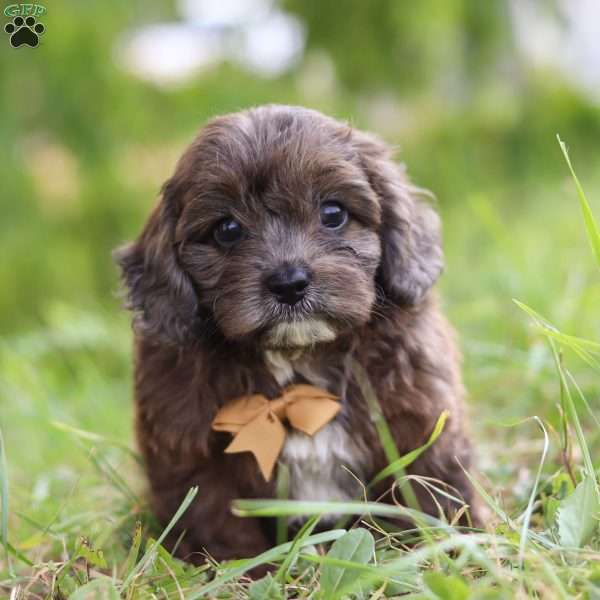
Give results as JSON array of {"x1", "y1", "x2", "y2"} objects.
[{"x1": 4, "y1": 16, "x2": 45, "y2": 48}]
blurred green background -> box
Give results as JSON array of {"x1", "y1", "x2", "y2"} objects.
[{"x1": 1, "y1": 0, "x2": 599, "y2": 522}]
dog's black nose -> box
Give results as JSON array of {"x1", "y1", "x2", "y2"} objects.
[{"x1": 265, "y1": 265, "x2": 311, "y2": 305}]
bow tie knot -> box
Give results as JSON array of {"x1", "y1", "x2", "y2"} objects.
[{"x1": 212, "y1": 384, "x2": 341, "y2": 481}]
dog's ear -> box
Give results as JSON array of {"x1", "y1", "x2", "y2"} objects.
[
  {"x1": 353, "y1": 131, "x2": 443, "y2": 305},
  {"x1": 113, "y1": 179, "x2": 198, "y2": 345}
]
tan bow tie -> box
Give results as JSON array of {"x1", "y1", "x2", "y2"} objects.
[{"x1": 211, "y1": 384, "x2": 341, "y2": 481}]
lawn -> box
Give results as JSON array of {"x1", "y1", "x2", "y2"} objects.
[{"x1": 1, "y1": 2, "x2": 600, "y2": 598}]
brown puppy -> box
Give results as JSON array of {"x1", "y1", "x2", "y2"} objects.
[{"x1": 115, "y1": 105, "x2": 479, "y2": 563}]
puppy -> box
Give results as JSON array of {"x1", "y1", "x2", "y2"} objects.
[{"x1": 115, "y1": 105, "x2": 479, "y2": 563}]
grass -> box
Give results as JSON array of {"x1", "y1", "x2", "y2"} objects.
[{"x1": 1, "y1": 140, "x2": 600, "y2": 599}]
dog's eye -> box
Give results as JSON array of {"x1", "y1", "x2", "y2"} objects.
[
  {"x1": 320, "y1": 201, "x2": 348, "y2": 230},
  {"x1": 213, "y1": 218, "x2": 244, "y2": 247}
]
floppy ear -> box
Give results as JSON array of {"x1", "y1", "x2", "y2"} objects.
[
  {"x1": 113, "y1": 180, "x2": 198, "y2": 345},
  {"x1": 353, "y1": 132, "x2": 443, "y2": 305}
]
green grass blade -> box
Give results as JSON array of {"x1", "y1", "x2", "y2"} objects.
[
  {"x1": 311, "y1": 533, "x2": 512, "y2": 593},
  {"x1": 518, "y1": 417, "x2": 549, "y2": 567},
  {"x1": 275, "y1": 514, "x2": 320, "y2": 583},
  {"x1": 233, "y1": 499, "x2": 447, "y2": 529},
  {"x1": 186, "y1": 530, "x2": 346, "y2": 599},
  {"x1": 0, "y1": 428, "x2": 13, "y2": 577},
  {"x1": 557, "y1": 135, "x2": 600, "y2": 268},
  {"x1": 370, "y1": 410, "x2": 448, "y2": 486},
  {"x1": 121, "y1": 485, "x2": 198, "y2": 590},
  {"x1": 120, "y1": 521, "x2": 143, "y2": 580},
  {"x1": 0, "y1": 430, "x2": 8, "y2": 548},
  {"x1": 51, "y1": 420, "x2": 142, "y2": 464},
  {"x1": 351, "y1": 360, "x2": 421, "y2": 511},
  {"x1": 301, "y1": 552, "x2": 378, "y2": 574},
  {"x1": 70, "y1": 578, "x2": 120, "y2": 600},
  {"x1": 275, "y1": 463, "x2": 290, "y2": 546},
  {"x1": 549, "y1": 339, "x2": 598, "y2": 488},
  {"x1": 565, "y1": 369, "x2": 600, "y2": 429},
  {"x1": 86, "y1": 449, "x2": 140, "y2": 505},
  {"x1": 3, "y1": 540, "x2": 34, "y2": 567},
  {"x1": 513, "y1": 299, "x2": 600, "y2": 369},
  {"x1": 515, "y1": 299, "x2": 599, "y2": 499}
]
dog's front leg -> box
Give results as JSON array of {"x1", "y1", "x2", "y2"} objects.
[{"x1": 146, "y1": 454, "x2": 275, "y2": 564}]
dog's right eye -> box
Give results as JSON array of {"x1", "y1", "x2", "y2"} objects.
[
  {"x1": 320, "y1": 201, "x2": 348, "y2": 230},
  {"x1": 213, "y1": 218, "x2": 244, "y2": 247}
]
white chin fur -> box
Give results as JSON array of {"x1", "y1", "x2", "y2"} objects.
[{"x1": 265, "y1": 319, "x2": 336, "y2": 349}]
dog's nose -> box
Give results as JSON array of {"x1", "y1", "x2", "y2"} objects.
[{"x1": 265, "y1": 265, "x2": 311, "y2": 305}]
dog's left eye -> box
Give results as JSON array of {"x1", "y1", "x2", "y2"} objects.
[
  {"x1": 213, "y1": 218, "x2": 244, "y2": 247},
  {"x1": 320, "y1": 201, "x2": 348, "y2": 230}
]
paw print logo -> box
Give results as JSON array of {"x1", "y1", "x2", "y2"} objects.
[{"x1": 4, "y1": 15, "x2": 45, "y2": 48}]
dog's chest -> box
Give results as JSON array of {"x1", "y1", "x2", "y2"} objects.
[
  {"x1": 265, "y1": 350, "x2": 368, "y2": 503},
  {"x1": 281, "y1": 422, "x2": 366, "y2": 504}
]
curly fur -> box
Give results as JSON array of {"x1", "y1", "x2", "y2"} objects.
[{"x1": 114, "y1": 105, "x2": 480, "y2": 564}]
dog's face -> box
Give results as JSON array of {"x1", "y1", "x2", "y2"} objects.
[
  {"x1": 173, "y1": 109, "x2": 384, "y2": 348},
  {"x1": 115, "y1": 106, "x2": 443, "y2": 349}
]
